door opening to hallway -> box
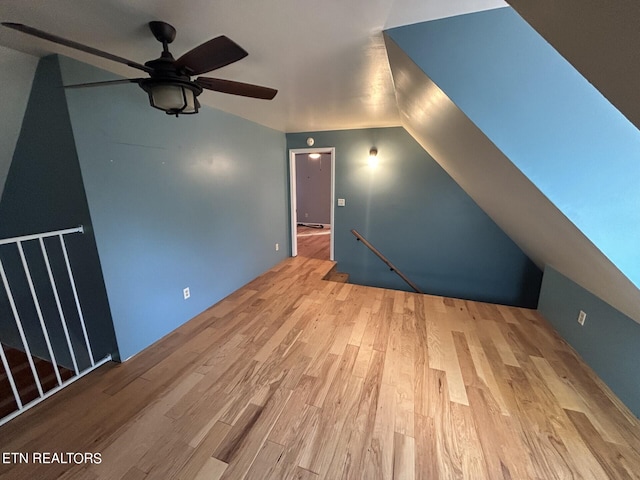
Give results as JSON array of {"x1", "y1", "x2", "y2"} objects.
[{"x1": 289, "y1": 148, "x2": 335, "y2": 260}]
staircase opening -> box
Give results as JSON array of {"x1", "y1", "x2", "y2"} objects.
[
  {"x1": 0, "y1": 344, "x2": 74, "y2": 418},
  {"x1": 0, "y1": 226, "x2": 112, "y2": 426}
]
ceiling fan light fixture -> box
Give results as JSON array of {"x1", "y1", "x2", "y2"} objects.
[
  {"x1": 1, "y1": 21, "x2": 277, "y2": 117},
  {"x1": 140, "y1": 79, "x2": 202, "y2": 116}
]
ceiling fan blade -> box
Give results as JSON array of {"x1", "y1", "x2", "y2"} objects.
[
  {"x1": 196, "y1": 77, "x2": 277, "y2": 100},
  {"x1": 1, "y1": 22, "x2": 153, "y2": 73},
  {"x1": 176, "y1": 36, "x2": 248, "y2": 75},
  {"x1": 64, "y1": 78, "x2": 143, "y2": 89}
]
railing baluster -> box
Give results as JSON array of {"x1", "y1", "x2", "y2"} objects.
[
  {"x1": 39, "y1": 237, "x2": 79, "y2": 375},
  {"x1": 0, "y1": 342, "x2": 23, "y2": 410},
  {"x1": 17, "y1": 241, "x2": 63, "y2": 387},
  {"x1": 0, "y1": 224, "x2": 113, "y2": 427},
  {"x1": 60, "y1": 234, "x2": 94, "y2": 366},
  {"x1": 0, "y1": 257, "x2": 44, "y2": 397}
]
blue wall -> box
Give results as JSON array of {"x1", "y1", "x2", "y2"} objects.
[
  {"x1": 287, "y1": 128, "x2": 541, "y2": 307},
  {"x1": 0, "y1": 46, "x2": 37, "y2": 199},
  {"x1": 538, "y1": 267, "x2": 640, "y2": 417},
  {"x1": 0, "y1": 56, "x2": 117, "y2": 367},
  {"x1": 58, "y1": 56, "x2": 289, "y2": 360},
  {"x1": 387, "y1": 8, "x2": 640, "y2": 289}
]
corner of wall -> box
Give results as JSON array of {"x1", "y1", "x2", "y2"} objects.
[
  {"x1": 538, "y1": 265, "x2": 640, "y2": 417},
  {"x1": 0, "y1": 54, "x2": 119, "y2": 362},
  {"x1": 286, "y1": 128, "x2": 542, "y2": 308}
]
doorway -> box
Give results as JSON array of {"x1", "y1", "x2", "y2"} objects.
[{"x1": 289, "y1": 147, "x2": 335, "y2": 260}]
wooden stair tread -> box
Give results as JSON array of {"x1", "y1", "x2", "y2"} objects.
[
  {"x1": 323, "y1": 265, "x2": 350, "y2": 283},
  {"x1": 1, "y1": 344, "x2": 75, "y2": 419}
]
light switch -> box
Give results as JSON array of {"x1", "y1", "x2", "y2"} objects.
[{"x1": 337, "y1": 198, "x2": 346, "y2": 207}]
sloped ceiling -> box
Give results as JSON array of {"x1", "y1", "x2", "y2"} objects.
[
  {"x1": 506, "y1": 0, "x2": 640, "y2": 134},
  {"x1": 385, "y1": 35, "x2": 640, "y2": 323},
  {"x1": 0, "y1": 0, "x2": 505, "y2": 132},
  {"x1": 386, "y1": 8, "x2": 640, "y2": 290}
]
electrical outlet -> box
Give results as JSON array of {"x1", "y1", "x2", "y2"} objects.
[
  {"x1": 275, "y1": 243, "x2": 279, "y2": 251},
  {"x1": 183, "y1": 287, "x2": 190, "y2": 300},
  {"x1": 577, "y1": 310, "x2": 586, "y2": 326}
]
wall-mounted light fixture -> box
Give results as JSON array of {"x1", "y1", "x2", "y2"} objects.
[{"x1": 368, "y1": 147, "x2": 379, "y2": 167}]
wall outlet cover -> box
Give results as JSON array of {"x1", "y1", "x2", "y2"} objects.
[{"x1": 578, "y1": 310, "x2": 586, "y2": 325}]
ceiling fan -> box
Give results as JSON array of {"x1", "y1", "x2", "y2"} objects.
[{"x1": 1, "y1": 21, "x2": 278, "y2": 116}]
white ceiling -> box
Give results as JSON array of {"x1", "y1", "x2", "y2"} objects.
[{"x1": 0, "y1": 0, "x2": 506, "y2": 132}]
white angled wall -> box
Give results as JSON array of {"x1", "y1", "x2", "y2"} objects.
[{"x1": 384, "y1": 34, "x2": 640, "y2": 324}]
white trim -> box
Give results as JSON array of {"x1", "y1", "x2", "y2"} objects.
[
  {"x1": 0, "y1": 255, "x2": 44, "y2": 398},
  {"x1": 39, "y1": 237, "x2": 79, "y2": 375},
  {"x1": 60, "y1": 234, "x2": 95, "y2": 366},
  {"x1": 17, "y1": 241, "x2": 63, "y2": 387},
  {"x1": 0, "y1": 343, "x2": 22, "y2": 410},
  {"x1": 289, "y1": 147, "x2": 335, "y2": 261}
]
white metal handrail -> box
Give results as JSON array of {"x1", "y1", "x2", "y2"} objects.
[
  {"x1": 0, "y1": 226, "x2": 83, "y2": 245},
  {"x1": 0, "y1": 225, "x2": 111, "y2": 427}
]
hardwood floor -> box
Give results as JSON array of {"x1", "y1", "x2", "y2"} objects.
[
  {"x1": 1, "y1": 256, "x2": 640, "y2": 479},
  {"x1": 297, "y1": 226, "x2": 330, "y2": 260}
]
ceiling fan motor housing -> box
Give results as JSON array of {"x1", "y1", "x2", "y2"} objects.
[{"x1": 140, "y1": 30, "x2": 203, "y2": 116}]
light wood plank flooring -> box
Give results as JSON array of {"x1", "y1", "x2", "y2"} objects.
[
  {"x1": 297, "y1": 225, "x2": 330, "y2": 260},
  {"x1": 1, "y1": 256, "x2": 640, "y2": 479}
]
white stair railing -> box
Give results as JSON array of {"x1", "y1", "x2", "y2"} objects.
[{"x1": 0, "y1": 226, "x2": 111, "y2": 426}]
